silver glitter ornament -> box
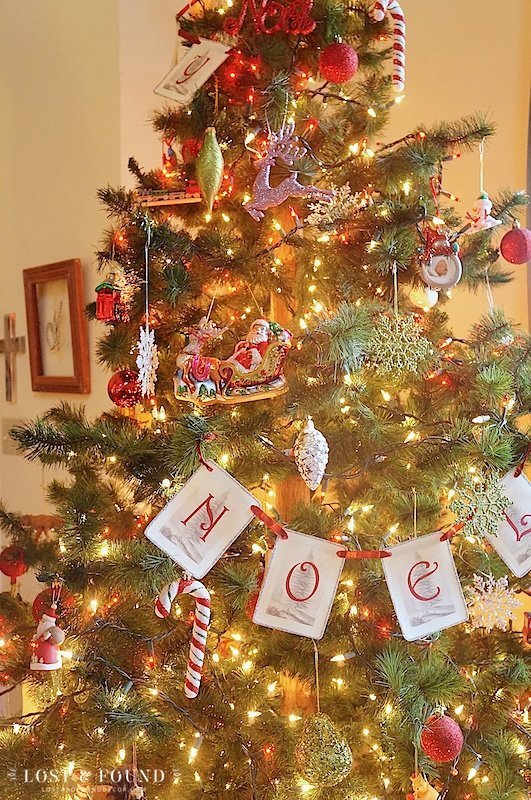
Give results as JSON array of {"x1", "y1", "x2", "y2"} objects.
[{"x1": 294, "y1": 417, "x2": 329, "y2": 491}]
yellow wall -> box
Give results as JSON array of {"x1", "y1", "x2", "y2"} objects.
[{"x1": 0, "y1": 1, "x2": 121, "y2": 597}]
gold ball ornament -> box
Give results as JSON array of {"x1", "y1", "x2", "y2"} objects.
[
  {"x1": 409, "y1": 286, "x2": 438, "y2": 311},
  {"x1": 294, "y1": 713, "x2": 353, "y2": 787},
  {"x1": 196, "y1": 127, "x2": 224, "y2": 213}
]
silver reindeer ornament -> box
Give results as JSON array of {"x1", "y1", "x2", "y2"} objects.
[{"x1": 244, "y1": 123, "x2": 334, "y2": 221}]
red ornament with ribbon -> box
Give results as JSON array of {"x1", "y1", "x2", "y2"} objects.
[{"x1": 0, "y1": 546, "x2": 28, "y2": 593}]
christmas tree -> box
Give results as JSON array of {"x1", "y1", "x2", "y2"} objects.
[{"x1": 0, "y1": 2, "x2": 530, "y2": 799}]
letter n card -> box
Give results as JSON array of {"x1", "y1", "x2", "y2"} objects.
[
  {"x1": 484, "y1": 469, "x2": 531, "y2": 578},
  {"x1": 145, "y1": 461, "x2": 259, "y2": 578},
  {"x1": 382, "y1": 532, "x2": 467, "y2": 641},
  {"x1": 253, "y1": 530, "x2": 345, "y2": 640}
]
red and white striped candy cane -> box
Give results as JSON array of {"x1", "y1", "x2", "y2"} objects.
[
  {"x1": 155, "y1": 578, "x2": 211, "y2": 698},
  {"x1": 369, "y1": 0, "x2": 406, "y2": 92}
]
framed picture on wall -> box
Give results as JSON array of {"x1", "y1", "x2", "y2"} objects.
[{"x1": 23, "y1": 259, "x2": 90, "y2": 394}]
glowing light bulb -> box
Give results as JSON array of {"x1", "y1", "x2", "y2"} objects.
[
  {"x1": 247, "y1": 710, "x2": 262, "y2": 719},
  {"x1": 189, "y1": 747, "x2": 198, "y2": 764},
  {"x1": 454, "y1": 704, "x2": 464, "y2": 715},
  {"x1": 367, "y1": 108, "x2": 377, "y2": 118},
  {"x1": 161, "y1": 478, "x2": 171, "y2": 489},
  {"x1": 89, "y1": 599, "x2": 99, "y2": 613},
  {"x1": 402, "y1": 180, "x2": 411, "y2": 195},
  {"x1": 381, "y1": 390, "x2": 391, "y2": 402},
  {"x1": 99, "y1": 542, "x2": 110, "y2": 558}
]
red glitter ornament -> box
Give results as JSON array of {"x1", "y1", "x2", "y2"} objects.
[
  {"x1": 500, "y1": 224, "x2": 531, "y2": 265},
  {"x1": 32, "y1": 588, "x2": 75, "y2": 623},
  {"x1": 0, "y1": 546, "x2": 28, "y2": 585},
  {"x1": 420, "y1": 715, "x2": 463, "y2": 763},
  {"x1": 107, "y1": 370, "x2": 143, "y2": 408},
  {"x1": 319, "y1": 42, "x2": 359, "y2": 84}
]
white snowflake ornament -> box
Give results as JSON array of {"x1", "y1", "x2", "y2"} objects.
[
  {"x1": 136, "y1": 325, "x2": 159, "y2": 397},
  {"x1": 466, "y1": 574, "x2": 521, "y2": 632},
  {"x1": 294, "y1": 417, "x2": 329, "y2": 491}
]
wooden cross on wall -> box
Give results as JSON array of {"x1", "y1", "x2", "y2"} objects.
[{"x1": 0, "y1": 314, "x2": 25, "y2": 402}]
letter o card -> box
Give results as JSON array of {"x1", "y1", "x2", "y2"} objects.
[
  {"x1": 253, "y1": 530, "x2": 345, "y2": 640},
  {"x1": 484, "y1": 470, "x2": 531, "y2": 577},
  {"x1": 382, "y1": 532, "x2": 467, "y2": 641},
  {"x1": 145, "y1": 461, "x2": 259, "y2": 578}
]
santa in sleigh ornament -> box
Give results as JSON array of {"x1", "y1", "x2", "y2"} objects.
[{"x1": 174, "y1": 317, "x2": 292, "y2": 404}]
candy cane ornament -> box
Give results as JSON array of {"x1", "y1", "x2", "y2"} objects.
[
  {"x1": 369, "y1": 0, "x2": 406, "y2": 92},
  {"x1": 155, "y1": 578, "x2": 211, "y2": 698}
]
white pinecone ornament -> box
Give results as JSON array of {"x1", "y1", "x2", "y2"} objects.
[{"x1": 294, "y1": 417, "x2": 329, "y2": 491}]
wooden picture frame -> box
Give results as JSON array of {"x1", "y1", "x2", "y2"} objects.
[{"x1": 23, "y1": 259, "x2": 90, "y2": 394}]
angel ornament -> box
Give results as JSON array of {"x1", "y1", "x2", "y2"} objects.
[{"x1": 244, "y1": 123, "x2": 334, "y2": 221}]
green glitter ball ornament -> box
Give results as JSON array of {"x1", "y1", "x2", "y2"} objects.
[
  {"x1": 368, "y1": 313, "x2": 435, "y2": 375},
  {"x1": 294, "y1": 713, "x2": 353, "y2": 787}
]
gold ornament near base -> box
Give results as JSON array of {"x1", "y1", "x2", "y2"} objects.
[{"x1": 294, "y1": 713, "x2": 353, "y2": 787}]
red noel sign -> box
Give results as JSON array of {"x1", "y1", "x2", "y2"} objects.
[
  {"x1": 485, "y1": 470, "x2": 531, "y2": 578},
  {"x1": 253, "y1": 529, "x2": 344, "y2": 639},
  {"x1": 144, "y1": 460, "x2": 259, "y2": 578},
  {"x1": 382, "y1": 532, "x2": 467, "y2": 641},
  {"x1": 223, "y1": 0, "x2": 315, "y2": 37}
]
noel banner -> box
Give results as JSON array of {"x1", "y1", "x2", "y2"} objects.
[{"x1": 149, "y1": 461, "x2": 530, "y2": 642}]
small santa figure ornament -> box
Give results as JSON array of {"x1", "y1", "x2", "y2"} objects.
[
  {"x1": 228, "y1": 319, "x2": 271, "y2": 372},
  {"x1": 30, "y1": 604, "x2": 66, "y2": 671}
]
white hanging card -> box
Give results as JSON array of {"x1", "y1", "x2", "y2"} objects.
[
  {"x1": 382, "y1": 532, "x2": 468, "y2": 641},
  {"x1": 154, "y1": 38, "x2": 231, "y2": 104},
  {"x1": 484, "y1": 470, "x2": 531, "y2": 578},
  {"x1": 253, "y1": 530, "x2": 345, "y2": 640},
  {"x1": 145, "y1": 461, "x2": 259, "y2": 578}
]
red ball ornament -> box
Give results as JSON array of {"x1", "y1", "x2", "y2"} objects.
[
  {"x1": 500, "y1": 224, "x2": 531, "y2": 265},
  {"x1": 319, "y1": 42, "x2": 358, "y2": 84},
  {"x1": 0, "y1": 546, "x2": 28, "y2": 584},
  {"x1": 420, "y1": 715, "x2": 463, "y2": 763},
  {"x1": 32, "y1": 588, "x2": 75, "y2": 623},
  {"x1": 107, "y1": 370, "x2": 143, "y2": 408}
]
